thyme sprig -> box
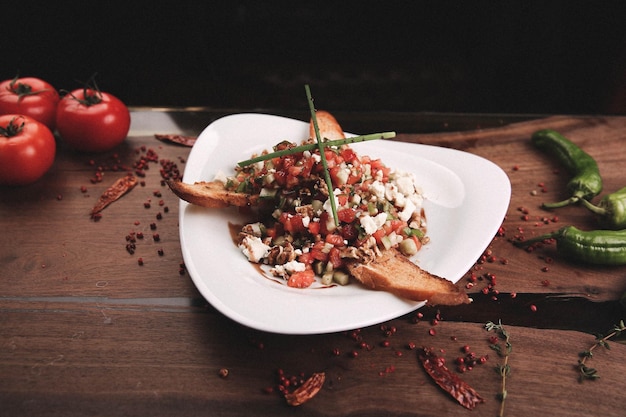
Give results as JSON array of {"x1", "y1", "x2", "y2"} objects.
[
  {"x1": 577, "y1": 319, "x2": 626, "y2": 382},
  {"x1": 485, "y1": 320, "x2": 512, "y2": 417}
]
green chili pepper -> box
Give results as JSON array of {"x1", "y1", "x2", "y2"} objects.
[
  {"x1": 531, "y1": 129, "x2": 602, "y2": 208},
  {"x1": 579, "y1": 187, "x2": 626, "y2": 230},
  {"x1": 514, "y1": 225, "x2": 626, "y2": 265}
]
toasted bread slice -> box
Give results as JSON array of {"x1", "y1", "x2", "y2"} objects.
[
  {"x1": 168, "y1": 112, "x2": 344, "y2": 208},
  {"x1": 166, "y1": 180, "x2": 259, "y2": 208},
  {"x1": 346, "y1": 249, "x2": 470, "y2": 305},
  {"x1": 310, "y1": 110, "x2": 346, "y2": 140}
]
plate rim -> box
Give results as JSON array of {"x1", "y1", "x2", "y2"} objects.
[{"x1": 178, "y1": 113, "x2": 511, "y2": 334}]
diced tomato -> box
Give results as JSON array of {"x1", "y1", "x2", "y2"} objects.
[
  {"x1": 288, "y1": 269, "x2": 316, "y2": 288},
  {"x1": 290, "y1": 214, "x2": 306, "y2": 234},
  {"x1": 325, "y1": 233, "x2": 345, "y2": 247},
  {"x1": 307, "y1": 220, "x2": 320, "y2": 235},
  {"x1": 324, "y1": 150, "x2": 338, "y2": 168},
  {"x1": 329, "y1": 166, "x2": 343, "y2": 187},
  {"x1": 369, "y1": 158, "x2": 384, "y2": 170},
  {"x1": 281, "y1": 154, "x2": 296, "y2": 169},
  {"x1": 297, "y1": 252, "x2": 315, "y2": 265},
  {"x1": 328, "y1": 247, "x2": 343, "y2": 269},
  {"x1": 310, "y1": 241, "x2": 328, "y2": 262},
  {"x1": 337, "y1": 207, "x2": 356, "y2": 224},
  {"x1": 279, "y1": 212, "x2": 306, "y2": 234},
  {"x1": 369, "y1": 158, "x2": 391, "y2": 181},
  {"x1": 359, "y1": 179, "x2": 372, "y2": 192},
  {"x1": 372, "y1": 228, "x2": 387, "y2": 245},
  {"x1": 288, "y1": 165, "x2": 304, "y2": 177},
  {"x1": 301, "y1": 156, "x2": 315, "y2": 177},
  {"x1": 337, "y1": 194, "x2": 349, "y2": 207},
  {"x1": 346, "y1": 169, "x2": 362, "y2": 185},
  {"x1": 339, "y1": 223, "x2": 359, "y2": 242},
  {"x1": 318, "y1": 212, "x2": 331, "y2": 236},
  {"x1": 384, "y1": 219, "x2": 406, "y2": 235},
  {"x1": 273, "y1": 169, "x2": 287, "y2": 187},
  {"x1": 340, "y1": 147, "x2": 357, "y2": 163}
]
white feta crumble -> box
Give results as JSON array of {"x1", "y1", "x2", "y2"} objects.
[
  {"x1": 359, "y1": 212, "x2": 388, "y2": 235},
  {"x1": 271, "y1": 260, "x2": 307, "y2": 276},
  {"x1": 238, "y1": 235, "x2": 271, "y2": 263},
  {"x1": 368, "y1": 180, "x2": 386, "y2": 200},
  {"x1": 394, "y1": 170, "x2": 419, "y2": 195},
  {"x1": 322, "y1": 189, "x2": 341, "y2": 214},
  {"x1": 398, "y1": 197, "x2": 417, "y2": 222}
]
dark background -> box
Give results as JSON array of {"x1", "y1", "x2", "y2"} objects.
[{"x1": 4, "y1": 1, "x2": 626, "y2": 114}]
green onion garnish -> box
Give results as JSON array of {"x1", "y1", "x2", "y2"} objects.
[
  {"x1": 235, "y1": 85, "x2": 397, "y2": 226},
  {"x1": 237, "y1": 131, "x2": 395, "y2": 167},
  {"x1": 305, "y1": 85, "x2": 340, "y2": 227}
]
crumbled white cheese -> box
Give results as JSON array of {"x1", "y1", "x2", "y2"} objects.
[
  {"x1": 394, "y1": 170, "x2": 418, "y2": 195},
  {"x1": 238, "y1": 235, "x2": 271, "y2": 263},
  {"x1": 322, "y1": 189, "x2": 341, "y2": 214},
  {"x1": 398, "y1": 197, "x2": 417, "y2": 222},
  {"x1": 359, "y1": 212, "x2": 388, "y2": 235},
  {"x1": 368, "y1": 180, "x2": 385, "y2": 200},
  {"x1": 271, "y1": 260, "x2": 307, "y2": 276}
]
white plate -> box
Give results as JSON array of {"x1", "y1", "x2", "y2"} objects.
[{"x1": 179, "y1": 113, "x2": 511, "y2": 334}]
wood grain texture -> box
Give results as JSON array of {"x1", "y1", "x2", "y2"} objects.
[
  {"x1": 2, "y1": 111, "x2": 626, "y2": 416},
  {"x1": 1, "y1": 299, "x2": 624, "y2": 417}
]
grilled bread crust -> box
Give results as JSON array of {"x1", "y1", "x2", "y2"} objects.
[
  {"x1": 166, "y1": 180, "x2": 259, "y2": 208},
  {"x1": 346, "y1": 249, "x2": 470, "y2": 305}
]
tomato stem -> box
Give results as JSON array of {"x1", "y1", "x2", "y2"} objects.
[
  {"x1": 8, "y1": 75, "x2": 53, "y2": 99},
  {"x1": 64, "y1": 73, "x2": 104, "y2": 107},
  {"x1": 0, "y1": 116, "x2": 25, "y2": 137}
]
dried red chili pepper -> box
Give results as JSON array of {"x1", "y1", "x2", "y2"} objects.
[
  {"x1": 91, "y1": 174, "x2": 138, "y2": 218},
  {"x1": 418, "y1": 347, "x2": 484, "y2": 410},
  {"x1": 154, "y1": 133, "x2": 197, "y2": 147}
]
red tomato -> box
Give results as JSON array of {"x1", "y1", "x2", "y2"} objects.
[
  {"x1": 0, "y1": 114, "x2": 56, "y2": 185},
  {"x1": 339, "y1": 223, "x2": 359, "y2": 242},
  {"x1": 287, "y1": 269, "x2": 315, "y2": 288},
  {"x1": 307, "y1": 220, "x2": 321, "y2": 235},
  {"x1": 310, "y1": 241, "x2": 328, "y2": 262},
  {"x1": 0, "y1": 76, "x2": 60, "y2": 130},
  {"x1": 325, "y1": 233, "x2": 345, "y2": 247},
  {"x1": 279, "y1": 212, "x2": 306, "y2": 234},
  {"x1": 296, "y1": 251, "x2": 315, "y2": 265},
  {"x1": 56, "y1": 88, "x2": 130, "y2": 152},
  {"x1": 328, "y1": 247, "x2": 343, "y2": 269},
  {"x1": 337, "y1": 207, "x2": 356, "y2": 223}
]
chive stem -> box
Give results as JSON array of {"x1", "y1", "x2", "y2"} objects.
[
  {"x1": 306, "y1": 84, "x2": 339, "y2": 227},
  {"x1": 237, "y1": 131, "x2": 396, "y2": 167}
]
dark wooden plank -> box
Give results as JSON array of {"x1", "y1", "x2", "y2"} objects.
[
  {"x1": 3, "y1": 111, "x2": 626, "y2": 417},
  {"x1": 0, "y1": 136, "x2": 196, "y2": 299},
  {"x1": 1, "y1": 299, "x2": 624, "y2": 417},
  {"x1": 396, "y1": 116, "x2": 626, "y2": 302}
]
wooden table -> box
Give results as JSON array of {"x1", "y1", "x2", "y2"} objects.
[{"x1": 2, "y1": 108, "x2": 625, "y2": 416}]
